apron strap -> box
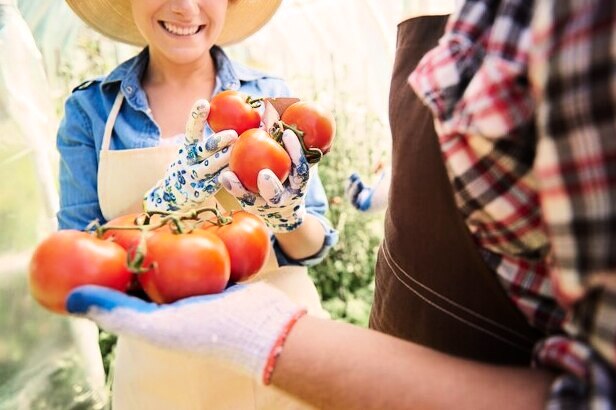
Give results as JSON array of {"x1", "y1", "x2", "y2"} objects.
[{"x1": 102, "y1": 91, "x2": 124, "y2": 151}]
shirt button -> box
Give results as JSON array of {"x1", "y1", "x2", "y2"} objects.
[
  {"x1": 225, "y1": 82, "x2": 239, "y2": 90},
  {"x1": 125, "y1": 85, "x2": 134, "y2": 95}
]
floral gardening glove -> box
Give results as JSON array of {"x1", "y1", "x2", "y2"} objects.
[
  {"x1": 66, "y1": 282, "x2": 306, "y2": 384},
  {"x1": 220, "y1": 130, "x2": 310, "y2": 233},
  {"x1": 144, "y1": 99, "x2": 238, "y2": 212}
]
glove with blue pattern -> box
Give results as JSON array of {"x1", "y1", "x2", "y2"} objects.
[
  {"x1": 144, "y1": 99, "x2": 238, "y2": 212},
  {"x1": 220, "y1": 129, "x2": 310, "y2": 233}
]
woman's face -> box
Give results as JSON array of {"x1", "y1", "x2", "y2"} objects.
[{"x1": 131, "y1": 0, "x2": 228, "y2": 64}]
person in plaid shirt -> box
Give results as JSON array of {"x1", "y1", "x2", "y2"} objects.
[
  {"x1": 60, "y1": 0, "x2": 613, "y2": 408},
  {"x1": 409, "y1": 0, "x2": 616, "y2": 406}
]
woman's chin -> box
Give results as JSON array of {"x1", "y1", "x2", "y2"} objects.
[{"x1": 154, "y1": 46, "x2": 212, "y2": 66}]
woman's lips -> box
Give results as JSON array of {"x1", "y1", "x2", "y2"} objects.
[{"x1": 159, "y1": 21, "x2": 204, "y2": 36}]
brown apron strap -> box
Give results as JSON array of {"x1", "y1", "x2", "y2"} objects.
[{"x1": 369, "y1": 15, "x2": 542, "y2": 365}]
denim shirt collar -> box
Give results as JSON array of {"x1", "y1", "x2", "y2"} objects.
[{"x1": 100, "y1": 46, "x2": 260, "y2": 112}]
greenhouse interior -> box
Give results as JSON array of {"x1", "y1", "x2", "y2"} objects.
[{"x1": 4, "y1": 0, "x2": 614, "y2": 409}]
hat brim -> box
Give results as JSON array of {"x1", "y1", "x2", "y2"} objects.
[{"x1": 66, "y1": 0, "x2": 282, "y2": 47}]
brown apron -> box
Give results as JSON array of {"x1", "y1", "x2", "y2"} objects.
[{"x1": 369, "y1": 15, "x2": 543, "y2": 365}]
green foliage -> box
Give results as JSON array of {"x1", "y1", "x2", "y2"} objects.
[
  {"x1": 97, "y1": 331, "x2": 116, "y2": 381},
  {"x1": 54, "y1": 29, "x2": 120, "y2": 117},
  {"x1": 308, "y1": 87, "x2": 387, "y2": 327}
]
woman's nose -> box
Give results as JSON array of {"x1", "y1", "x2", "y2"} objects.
[{"x1": 169, "y1": 0, "x2": 199, "y2": 16}]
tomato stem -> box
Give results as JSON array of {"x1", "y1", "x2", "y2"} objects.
[
  {"x1": 169, "y1": 217, "x2": 186, "y2": 234},
  {"x1": 85, "y1": 219, "x2": 106, "y2": 239},
  {"x1": 88, "y1": 206, "x2": 233, "y2": 238},
  {"x1": 271, "y1": 121, "x2": 305, "y2": 139},
  {"x1": 91, "y1": 206, "x2": 236, "y2": 275},
  {"x1": 194, "y1": 207, "x2": 232, "y2": 226},
  {"x1": 270, "y1": 121, "x2": 322, "y2": 164},
  {"x1": 127, "y1": 233, "x2": 151, "y2": 274},
  {"x1": 246, "y1": 96, "x2": 263, "y2": 109},
  {"x1": 134, "y1": 213, "x2": 151, "y2": 225}
]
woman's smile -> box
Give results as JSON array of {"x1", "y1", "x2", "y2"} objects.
[{"x1": 159, "y1": 21, "x2": 205, "y2": 37}]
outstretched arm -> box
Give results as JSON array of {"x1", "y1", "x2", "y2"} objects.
[
  {"x1": 68, "y1": 282, "x2": 553, "y2": 410},
  {"x1": 271, "y1": 315, "x2": 553, "y2": 410}
]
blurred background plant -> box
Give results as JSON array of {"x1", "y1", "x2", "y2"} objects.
[
  {"x1": 1, "y1": 0, "x2": 401, "y2": 407},
  {"x1": 311, "y1": 88, "x2": 387, "y2": 326}
]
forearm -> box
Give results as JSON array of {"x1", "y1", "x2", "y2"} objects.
[
  {"x1": 274, "y1": 213, "x2": 325, "y2": 260},
  {"x1": 272, "y1": 316, "x2": 554, "y2": 410}
]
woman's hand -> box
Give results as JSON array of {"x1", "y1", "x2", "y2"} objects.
[
  {"x1": 220, "y1": 130, "x2": 310, "y2": 233},
  {"x1": 144, "y1": 99, "x2": 238, "y2": 212},
  {"x1": 66, "y1": 282, "x2": 305, "y2": 384}
]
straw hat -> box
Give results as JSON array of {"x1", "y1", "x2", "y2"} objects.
[{"x1": 66, "y1": 0, "x2": 282, "y2": 46}]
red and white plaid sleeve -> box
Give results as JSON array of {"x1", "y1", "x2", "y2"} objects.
[
  {"x1": 409, "y1": 0, "x2": 616, "y2": 407},
  {"x1": 530, "y1": 0, "x2": 616, "y2": 406}
]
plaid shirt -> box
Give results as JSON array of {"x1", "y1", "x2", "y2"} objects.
[{"x1": 409, "y1": 0, "x2": 616, "y2": 407}]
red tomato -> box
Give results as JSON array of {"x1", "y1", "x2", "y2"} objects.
[
  {"x1": 138, "y1": 230, "x2": 230, "y2": 304},
  {"x1": 229, "y1": 128, "x2": 291, "y2": 193},
  {"x1": 281, "y1": 101, "x2": 336, "y2": 154},
  {"x1": 101, "y1": 213, "x2": 145, "y2": 252},
  {"x1": 102, "y1": 213, "x2": 170, "y2": 252},
  {"x1": 202, "y1": 211, "x2": 270, "y2": 283},
  {"x1": 208, "y1": 90, "x2": 261, "y2": 135},
  {"x1": 29, "y1": 230, "x2": 132, "y2": 314},
  {"x1": 101, "y1": 213, "x2": 170, "y2": 294}
]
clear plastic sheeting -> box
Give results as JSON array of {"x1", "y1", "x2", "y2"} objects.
[
  {"x1": 0, "y1": 267, "x2": 107, "y2": 410},
  {"x1": 16, "y1": 0, "x2": 80, "y2": 53},
  {"x1": 0, "y1": 3, "x2": 107, "y2": 409},
  {"x1": 16, "y1": 0, "x2": 81, "y2": 86}
]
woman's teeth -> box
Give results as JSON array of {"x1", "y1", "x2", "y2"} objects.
[{"x1": 162, "y1": 22, "x2": 201, "y2": 36}]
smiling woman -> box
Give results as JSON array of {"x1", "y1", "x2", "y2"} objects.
[
  {"x1": 130, "y1": 0, "x2": 227, "y2": 65},
  {"x1": 54, "y1": 0, "x2": 338, "y2": 409}
]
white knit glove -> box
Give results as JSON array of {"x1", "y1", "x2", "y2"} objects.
[
  {"x1": 144, "y1": 99, "x2": 238, "y2": 212},
  {"x1": 220, "y1": 130, "x2": 309, "y2": 233},
  {"x1": 66, "y1": 282, "x2": 306, "y2": 384}
]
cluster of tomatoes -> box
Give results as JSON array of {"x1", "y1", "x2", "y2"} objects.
[
  {"x1": 29, "y1": 91, "x2": 336, "y2": 314},
  {"x1": 29, "y1": 209, "x2": 270, "y2": 314},
  {"x1": 211, "y1": 90, "x2": 336, "y2": 193}
]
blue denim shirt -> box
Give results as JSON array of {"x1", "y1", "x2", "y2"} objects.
[{"x1": 57, "y1": 46, "x2": 337, "y2": 266}]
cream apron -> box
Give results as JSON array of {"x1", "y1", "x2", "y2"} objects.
[{"x1": 98, "y1": 91, "x2": 327, "y2": 409}]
